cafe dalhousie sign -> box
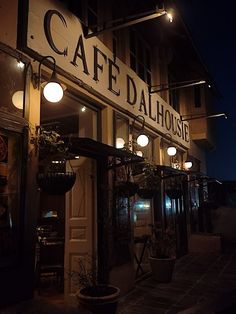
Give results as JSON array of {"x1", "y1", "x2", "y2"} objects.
[{"x1": 24, "y1": 0, "x2": 190, "y2": 148}]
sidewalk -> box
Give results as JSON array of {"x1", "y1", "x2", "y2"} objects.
[
  {"x1": 1, "y1": 244, "x2": 236, "y2": 314},
  {"x1": 118, "y1": 244, "x2": 236, "y2": 313}
]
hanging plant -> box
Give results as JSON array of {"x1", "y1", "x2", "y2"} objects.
[
  {"x1": 165, "y1": 176, "x2": 183, "y2": 199},
  {"x1": 31, "y1": 126, "x2": 76, "y2": 195},
  {"x1": 115, "y1": 164, "x2": 138, "y2": 197},
  {"x1": 134, "y1": 163, "x2": 161, "y2": 199}
]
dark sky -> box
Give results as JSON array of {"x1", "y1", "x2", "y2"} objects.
[{"x1": 176, "y1": 1, "x2": 236, "y2": 181}]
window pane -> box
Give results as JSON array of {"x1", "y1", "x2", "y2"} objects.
[
  {"x1": 0, "y1": 51, "x2": 25, "y2": 117},
  {"x1": 0, "y1": 130, "x2": 22, "y2": 267},
  {"x1": 40, "y1": 94, "x2": 98, "y2": 140},
  {"x1": 138, "y1": 63, "x2": 145, "y2": 81},
  {"x1": 130, "y1": 54, "x2": 136, "y2": 71}
]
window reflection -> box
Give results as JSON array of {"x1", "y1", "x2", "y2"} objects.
[
  {"x1": 0, "y1": 130, "x2": 22, "y2": 267},
  {"x1": 0, "y1": 51, "x2": 25, "y2": 115},
  {"x1": 40, "y1": 93, "x2": 98, "y2": 140}
]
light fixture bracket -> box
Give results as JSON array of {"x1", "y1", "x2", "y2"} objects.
[
  {"x1": 149, "y1": 79, "x2": 206, "y2": 94},
  {"x1": 84, "y1": 7, "x2": 167, "y2": 39}
]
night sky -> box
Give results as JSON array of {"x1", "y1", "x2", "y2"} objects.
[{"x1": 176, "y1": 1, "x2": 236, "y2": 181}]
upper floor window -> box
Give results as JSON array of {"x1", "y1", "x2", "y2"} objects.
[
  {"x1": 129, "y1": 29, "x2": 151, "y2": 86},
  {"x1": 194, "y1": 85, "x2": 201, "y2": 108},
  {"x1": 168, "y1": 72, "x2": 179, "y2": 112},
  {"x1": 63, "y1": 0, "x2": 98, "y2": 31}
]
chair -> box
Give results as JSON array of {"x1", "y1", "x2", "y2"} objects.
[{"x1": 36, "y1": 240, "x2": 64, "y2": 293}]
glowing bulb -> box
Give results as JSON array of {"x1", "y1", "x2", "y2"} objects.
[
  {"x1": 81, "y1": 106, "x2": 86, "y2": 112},
  {"x1": 43, "y1": 81, "x2": 64, "y2": 103},
  {"x1": 17, "y1": 61, "x2": 24, "y2": 68},
  {"x1": 116, "y1": 137, "x2": 125, "y2": 149},
  {"x1": 12, "y1": 90, "x2": 24, "y2": 110},
  {"x1": 137, "y1": 134, "x2": 149, "y2": 147},
  {"x1": 167, "y1": 13, "x2": 173, "y2": 23},
  {"x1": 167, "y1": 146, "x2": 177, "y2": 156},
  {"x1": 184, "y1": 161, "x2": 193, "y2": 170}
]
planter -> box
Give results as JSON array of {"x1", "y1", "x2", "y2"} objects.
[
  {"x1": 37, "y1": 171, "x2": 76, "y2": 195},
  {"x1": 77, "y1": 284, "x2": 120, "y2": 314},
  {"x1": 137, "y1": 188, "x2": 156, "y2": 199},
  {"x1": 166, "y1": 188, "x2": 182, "y2": 199},
  {"x1": 149, "y1": 256, "x2": 175, "y2": 283},
  {"x1": 115, "y1": 181, "x2": 138, "y2": 197}
]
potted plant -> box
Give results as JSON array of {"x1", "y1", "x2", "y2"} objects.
[
  {"x1": 70, "y1": 257, "x2": 120, "y2": 314},
  {"x1": 148, "y1": 222, "x2": 176, "y2": 282},
  {"x1": 31, "y1": 126, "x2": 76, "y2": 194}
]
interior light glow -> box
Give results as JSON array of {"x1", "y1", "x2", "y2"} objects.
[
  {"x1": 137, "y1": 134, "x2": 149, "y2": 147},
  {"x1": 81, "y1": 106, "x2": 86, "y2": 112},
  {"x1": 136, "y1": 151, "x2": 143, "y2": 157},
  {"x1": 116, "y1": 137, "x2": 125, "y2": 149},
  {"x1": 12, "y1": 90, "x2": 24, "y2": 110},
  {"x1": 17, "y1": 61, "x2": 25, "y2": 68}
]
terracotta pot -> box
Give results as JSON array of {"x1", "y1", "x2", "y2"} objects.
[
  {"x1": 149, "y1": 256, "x2": 175, "y2": 283},
  {"x1": 77, "y1": 284, "x2": 120, "y2": 314}
]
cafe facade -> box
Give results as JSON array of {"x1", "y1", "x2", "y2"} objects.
[{"x1": 0, "y1": 0, "x2": 217, "y2": 306}]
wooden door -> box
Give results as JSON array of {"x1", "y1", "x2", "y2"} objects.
[{"x1": 64, "y1": 157, "x2": 96, "y2": 302}]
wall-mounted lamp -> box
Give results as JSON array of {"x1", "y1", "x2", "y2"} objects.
[
  {"x1": 149, "y1": 79, "x2": 206, "y2": 94},
  {"x1": 131, "y1": 115, "x2": 149, "y2": 148},
  {"x1": 32, "y1": 56, "x2": 66, "y2": 103},
  {"x1": 164, "y1": 133, "x2": 177, "y2": 156},
  {"x1": 181, "y1": 112, "x2": 227, "y2": 122},
  {"x1": 184, "y1": 154, "x2": 193, "y2": 170},
  {"x1": 84, "y1": 7, "x2": 170, "y2": 39}
]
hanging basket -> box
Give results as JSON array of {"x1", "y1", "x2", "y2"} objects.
[
  {"x1": 166, "y1": 188, "x2": 183, "y2": 199},
  {"x1": 37, "y1": 171, "x2": 76, "y2": 195},
  {"x1": 137, "y1": 188, "x2": 157, "y2": 199},
  {"x1": 115, "y1": 181, "x2": 139, "y2": 197}
]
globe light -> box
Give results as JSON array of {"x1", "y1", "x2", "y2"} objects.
[
  {"x1": 167, "y1": 146, "x2": 177, "y2": 156},
  {"x1": 43, "y1": 81, "x2": 64, "y2": 103},
  {"x1": 137, "y1": 134, "x2": 149, "y2": 147},
  {"x1": 184, "y1": 160, "x2": 193, "y2": 170},
  {"x1": 116, "y1": 137, "x2": 125, "y2": 149}
]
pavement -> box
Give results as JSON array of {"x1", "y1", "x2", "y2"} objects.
[{"x1": 1, "y1": 243, "x2": 236, "y2": 314}]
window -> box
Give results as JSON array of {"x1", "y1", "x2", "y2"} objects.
[
  {"x1": 194, "y1": 85, "x2": 201, "y2": 108},
  {"x1": 114, "y1": 113, "x2": 129, "y2": 149},
  {"x1": 129, "y1": 29, "x2": 151, "y2": 85},
  {"x1": 168, "y1": 72, "x2": 179, "y2": 111},
  {"x1": 63, "y1": 0, "x2": 98, "y2": 31},
  {"x1": 0, "y1": 130, "x2": 23, "y2": 267},
  {"x1": 0, "y1": 49, "x2": 26, "y2": 117},
  {"x1": 40, "y1": 93, "x2": 98, "y2": 141}
]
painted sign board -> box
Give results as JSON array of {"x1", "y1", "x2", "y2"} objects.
[{"x1": 24, "y1": 0, "x2": 190, "y2": 148}]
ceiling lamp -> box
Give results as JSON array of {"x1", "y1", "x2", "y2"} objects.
[{"x1": 32, "y1": 55, "x2": 66, "y2": 103}]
